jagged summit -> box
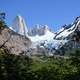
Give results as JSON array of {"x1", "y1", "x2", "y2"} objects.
[
  {"x1": 43, "y1": 25, "x2": 50, "y2": 34},
  {"x1": 28, "y1": 24, "x2": 55, "y2": 36},
  {"x1": 11, "y1": 15, "x2": 28, "y2": 36},
  {"x1": 10, "y1": 15, "x2": 80, "y2": 40},
  {"x1": 54, "y1": 16, "x2": 80, "y2": 39},
  {"x1": 10, "y1": 15, "x2": 80, "y2": 41},
  {"x1": 75, "y1": 16, "x2": 80, "y2": 22},
  {"x1": 10, "y1": 15, "x2": 56, "y2": 37}
]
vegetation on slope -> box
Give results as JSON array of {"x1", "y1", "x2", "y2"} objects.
[
  {"x1": 0, "y1": 47, "x2": 80, "y2": 80},
  {"x1": 0, "y1": 12, "x2": 7, "y2": 29}
]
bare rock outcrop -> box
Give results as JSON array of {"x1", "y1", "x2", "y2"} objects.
[{"x1": 0, "y1": 27, "x2": 31, "y2": 55}]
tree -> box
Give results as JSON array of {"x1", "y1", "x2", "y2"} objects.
[
  {"x1": 0, "y1": 12, "x2": 6, "y2": 29},
  {"x1": 0, "y1": 48, "x2": 32, "y2": 80}
]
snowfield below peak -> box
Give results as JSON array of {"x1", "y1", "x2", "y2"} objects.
[{"x1": 29, "y1": 30, "x2": 56, "y2": 42}]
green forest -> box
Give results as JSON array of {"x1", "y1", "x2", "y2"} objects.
[{"x1": 0, "y1": 47, "x2": 80, "y2": 80}]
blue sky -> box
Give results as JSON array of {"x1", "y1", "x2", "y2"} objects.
[{"x1": 0, "y1": 0, "x2": 80, "y2": 32}]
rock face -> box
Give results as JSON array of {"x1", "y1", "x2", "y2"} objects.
[
  {"x1": 54, "y1": 16, "x2": 80, "y2": 40},
  {"x1": 28, "y1": 25, "x2": 54, "y2": 36},
  {"x1": 12, "y1": 15, "x2": 28, "y2": 36},
  {"x1": 0, "y1": 27, "x2": 31, "y2": 55}
]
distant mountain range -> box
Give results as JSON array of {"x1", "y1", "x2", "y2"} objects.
[{"x1": 4, "y1": 15, "x2": 80, "y2": 56}]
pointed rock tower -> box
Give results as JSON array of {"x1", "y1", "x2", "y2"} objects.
[{"x1": 12, "y1": 15, "x2": 28, "y2": 36}]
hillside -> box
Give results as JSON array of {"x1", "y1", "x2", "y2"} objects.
[{"x1": 0, "y1": 27, "x2": 31, "y2": 55}]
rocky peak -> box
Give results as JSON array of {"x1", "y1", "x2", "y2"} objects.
[
  {"x1": 75, "y1": 16, "x2": 80, "y2": 22},
  {"x1": 43, "y1": 25, "x2": 49, "y2": 32},
  {"x1": 12, "y1": 15, "x2": 28, "y2": 36},
  {"x1": 28, "y1": 24, "x2": 51, "y2": 36}
]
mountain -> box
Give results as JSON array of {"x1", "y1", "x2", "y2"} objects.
[
  {"x1": 55, "y1": 16, "x2": 80, "y2": 40},
  {"x1": 9, "y1": 15, "x2": 80, "y2": 56},
  {"x1": 0, "y1": 26, "x2": 31, "y2": 55},
  {"x1": 11, "y1": 15, "x2": 28, "y2": 36},
  {"x1": 28, "y1": 24, "x2": 55, "y2": 36},
  {"x1": 28, "y1": 25, "x2": 56, "y2": 42}
]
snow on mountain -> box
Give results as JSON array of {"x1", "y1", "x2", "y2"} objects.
[
  {"x1": 10, "y1": 15, "x2": 80, "y2": 41},
  {"x1": 9, "y1": 15, "x2": 80, "y2": 56},
  {"x1": 55, "y1": 24, "x2": 76, "y2": 39},
  {"x1": 28, "y1": 16, "x2": 80, "y2": 56},
  {"x1": 10, "y1": 15, "x2": 56, "y2": 42},
  {"x1": 29, "y1": 30, "x2": 55, "y2": 42},
  {"x1": 57, "y1": 27, "x2": 64, "y2": 33},
  {"x1": 55, "y1": 17, "x2": 80, "y2": 39},
  {"x1": 29, "y1": 25, "x2": 56, "y2": 42}
]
